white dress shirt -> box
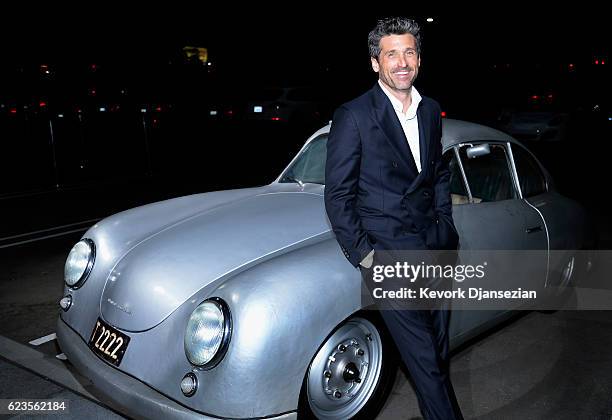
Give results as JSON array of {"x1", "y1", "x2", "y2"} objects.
[{"x1": 378, "y1": 80, "x2": 422, "y2": 172}]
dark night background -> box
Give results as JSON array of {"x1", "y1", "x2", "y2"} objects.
[{"x1": 0, "y1": 9, "x2": 610, "y2": 244}]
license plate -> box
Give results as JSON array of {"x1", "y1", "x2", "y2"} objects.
[{"x1": 88, "y1": 318, "x2": 130, "y2": 366}]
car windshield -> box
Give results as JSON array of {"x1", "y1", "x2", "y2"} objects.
[{"x1": 279, "y1": 134, "x2": 327, "y2": 185}]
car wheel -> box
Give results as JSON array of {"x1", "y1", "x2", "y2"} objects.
[{"x1": 298, "y1": 313, "x2": 398, "y2": 420}]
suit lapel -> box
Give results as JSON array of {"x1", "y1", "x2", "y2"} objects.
[
  {"x1": 403, "y1": 103, "x2": 432, "y2": 193},
  {"x1": 370, "y1": 84, "x2": 419, "y2": 177},
  {"x1": 416, "y1": 103, "x2": 429, "y2": 176}
]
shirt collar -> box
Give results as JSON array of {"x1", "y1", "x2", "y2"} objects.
[{"x1": 378, "y1": 80, "x2": 422, "y2": 119}]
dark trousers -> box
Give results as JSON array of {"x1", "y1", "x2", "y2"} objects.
[{"x1": 379, "y1": 308, "x2": 463, "y2": 420}]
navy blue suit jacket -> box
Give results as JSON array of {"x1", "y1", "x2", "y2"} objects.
[{"x1": 324, "y1": 83, "x2": 459, "y2": 267}]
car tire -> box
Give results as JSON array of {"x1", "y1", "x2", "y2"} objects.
[{"x1": 297, "y1": 311, "x2": 398, "y2": 420}]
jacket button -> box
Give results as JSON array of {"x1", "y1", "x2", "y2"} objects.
[
  {"x1": 423, "y1": 191, "x2": 430, "y2": 197},
  {"x1": 392, "y1": 161, "x2": 398, "y2": 168}
]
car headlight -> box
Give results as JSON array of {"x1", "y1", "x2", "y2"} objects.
[
  {"x1": 184, "y1": 298, "x2": 232, "y2": 368},
  {"x1": 64, "y1": 239, "x2": 95, "y2": 288}
]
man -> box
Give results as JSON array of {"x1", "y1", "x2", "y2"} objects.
[{"x1": 324, "y1": 17, "x2": 463, "y2": 419}]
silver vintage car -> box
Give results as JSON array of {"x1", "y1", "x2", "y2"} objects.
[{"x1": 56, "y1": 119, "x2": 590, "y2": 420}]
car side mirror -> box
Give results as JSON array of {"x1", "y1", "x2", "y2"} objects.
[{"x1": 466, "y1": 143, "x2": 491, "y2": 159}]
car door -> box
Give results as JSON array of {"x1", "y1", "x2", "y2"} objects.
[
  {"x1": 447, "y1": 142, "x2": 547, "y2": 334},
  {"x1": 509, "y1": 143, "x2": 578, "y2": 288}
]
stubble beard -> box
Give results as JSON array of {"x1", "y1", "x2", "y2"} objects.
[{"x1": 382, "y1": 68, "x2": 417, "y2": 94}]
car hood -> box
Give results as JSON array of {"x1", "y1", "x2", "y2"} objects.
[{"x1": 99, "y1": 186, "x2": 330, "y2": 332}]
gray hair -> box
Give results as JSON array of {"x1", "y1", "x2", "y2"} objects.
[{"x1": 368, "y1": 17, "x2": 422, "y2": 59}]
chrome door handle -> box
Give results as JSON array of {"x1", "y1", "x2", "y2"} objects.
[{"x1": 526, "y1": 226, "x2": 543, "y2": 234}]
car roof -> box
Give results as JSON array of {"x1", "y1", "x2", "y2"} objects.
[
  {"x1": 312, "y1": 118, "x2": 515, "y2": 151},
  {"x1": 440, "y1": 118, "x2": 514, "y2": 149},
  {"x1": 276, "y1": 118, "x2": 541, "y2": 185}
]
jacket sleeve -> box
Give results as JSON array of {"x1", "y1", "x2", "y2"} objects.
[{"x1": 324, "y1": 106, "x2": 373, "y2": 267}]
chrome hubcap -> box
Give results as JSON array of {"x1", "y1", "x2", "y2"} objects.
[{"x1": 306, "y1": 318, "x2": 383, "y2": 420}]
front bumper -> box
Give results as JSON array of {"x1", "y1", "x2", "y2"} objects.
[{"x1": 56, "y1": 317, "x2": 297, "y2": 420}]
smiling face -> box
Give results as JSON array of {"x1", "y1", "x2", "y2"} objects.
[{"x1": 371, "y1": 33, "x2": 421, "y2": 94}]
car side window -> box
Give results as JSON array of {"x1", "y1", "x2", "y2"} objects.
[
  {"x1": 458, "y1": 144, "x2": 516, "y2": 203},
  {"x1": 447, "y1": 151, "x2": 470, "y2": 205},
  {"x1": 511, "y1": 145, "x2": 547, "y2": 197}
]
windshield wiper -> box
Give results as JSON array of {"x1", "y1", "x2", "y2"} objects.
[{"x1": 282, "y1": 175, "x2": 305, "y2": 188}]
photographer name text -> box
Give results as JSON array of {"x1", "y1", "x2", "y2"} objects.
[{"x1": 372, "y1": 287, "x2": 537, "y2": 301}]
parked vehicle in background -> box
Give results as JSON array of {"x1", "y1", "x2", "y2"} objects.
[
  {"x1": 245, "y1": 86, "x2": 329, "y2": 126},
  {"x1": 498, "y1": 110, "x2": 569, "y2": 142}
]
